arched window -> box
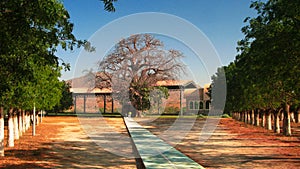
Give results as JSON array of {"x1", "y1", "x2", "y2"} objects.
[
  {"x1": 205, "y1": 101, "x2": 211, "y2": 109},
  {"x1": 199, "y1": 101, "x2": 204, "y2": 110},
  {"x1": 194, "y1": 101, "x2": 199, "y2": 110},
  {"x1": 189, "y1": 101, "x2": 194, "y2": 110}
]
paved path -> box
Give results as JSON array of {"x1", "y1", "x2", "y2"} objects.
[{"x1": 124, "y1": 117, "x2": 204, "y2": 169}]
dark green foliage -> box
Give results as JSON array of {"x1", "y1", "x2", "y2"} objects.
[
  {"x1": 218, "y1": 0, "x2": 300, "y2": 135},
  {"x1": 0, "y1": 0, "x2": 82, "y2": 110},
  {"x1": 221, "y1": 0, "x2": 300, "y2": 113},
  {"x1": 163, "y1": 107, "x2": 180, "y2": 114},
  {"x1": 101, "y1": 0, "x2": 118, "y2": 12},
  {"x1": 50, "y1": 81, "x2": 73, "y2": 112}
]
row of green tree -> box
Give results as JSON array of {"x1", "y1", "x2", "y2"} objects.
[
  {"x1": 0, "y1": 0, "x2": 97, "y2": 157},
  {"x1": 211, "y1": 0, "x2": 300, "y2": 136}
]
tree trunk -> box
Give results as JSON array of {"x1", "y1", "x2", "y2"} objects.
[
  {"x1": 13, "y1": 112, "x2": 19, "y2": 140},
  {"x1": 266, "y1": 110, "x2": 272, "y2": 130},
  {"x1": 251, "y1": 110, "x2": 255, "y2": 125},
  {"x1": 236, "y1": 112, "x2": 239, "y2": 120},
  {"x1": 246, "y1": 111, "x2": 251, "y2": 124},
  {"x1": 290, "y1": 111, "x2": 295, "y2": 123},
  {"x1": 27, "y1": 112, "x2": 31, "y2": 130},
  {"x1": 136, "y1": 110, "x2": 142, "y2": 117},
  {"x1": 296, "y1": 108, "x2": 300, "y2": 123},
  {"x1": 0, "y1": 107, "x2": 4, "y2": 156},
  {"x1": 242, "y1": 112, "x2": 246, "y2": 123},
  {"x1": 280, "y1": 111, "x2": 284, "y2": 121},
  {"x1": 255, "y1": 109, "x2": 260, "y2": 126},
  {"x1": 260, "y1": 111, "x2": 266, "y2": 128},
  {"x1": 283, "y1": 103, "x2": 292, "y2": 136},
  {"x1": 239, "y1": 112, "x2": 243, "y2": 121},
  {"x1": 40, "y1": 110, "x2": 43, "y2": 123},
  {"x1": 18, "y1": 110, "x2": 23, "y2": 137},
  {"x1": 22, "y1": 110, "x2": 26, "y2": 133},
  {"x1": 36, "y1": 111, "x2": 39, "y2": 126},
  {"x1": 32, "y1": 106, "x2": 36, "y2": 136},
  {"x1": 25, "y1": 112, "x2": 30, "y2": 131},
  {"x1": 7, "y1": 109, "x2": 14, "y2": 147},
  {"x1": 273, "y1": 109, "x2": 281, "y2": 134}
]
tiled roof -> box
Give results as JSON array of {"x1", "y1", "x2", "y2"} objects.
[
  {"x1": 70, "y1": 87, "x2": 112, "y2": 94},
  {"x1": 155, "y1": 80, "x2": 198, "y2": 89}
]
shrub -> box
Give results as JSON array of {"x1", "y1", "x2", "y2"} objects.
[
  {"x1": 221, "y1": 114, "x2": 231, "y2": 118},
  {"x1": 198, "y1": 114, "x2": 205, "y2": 118}
]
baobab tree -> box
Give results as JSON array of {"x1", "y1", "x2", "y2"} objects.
[{"x1": 97, "y1": 34, "x2": 185, "y2": 116}]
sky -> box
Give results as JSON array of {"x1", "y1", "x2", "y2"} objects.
[{"x1": 57, "y1": 0, "x2": 258, "y2": 86}]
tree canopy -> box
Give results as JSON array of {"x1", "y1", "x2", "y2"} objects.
[
  {"x1": 213, "y1": 0, "x2": 300, "y2": 136},
  {"x1": 0, "y1": 0, "x2": 84, "y2": 111},
  {"x1": 97, "y1": 34, "x2": 185, "y2": 115}
]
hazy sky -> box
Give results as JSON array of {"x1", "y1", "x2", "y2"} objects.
[{"x1": 57, "y1": 0, "x2": 257, "y2": 86}]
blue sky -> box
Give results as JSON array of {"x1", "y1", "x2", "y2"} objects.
[{"x1": 58, "y1": 0, "x2": 257, "y2": 86}]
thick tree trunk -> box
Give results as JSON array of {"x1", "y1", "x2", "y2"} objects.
[
  {"x1": 273, "y1": 109, "x2": 281, "y2": 134},
  {"x1": 266, "y1": 110, "x2": 272, "y2": 130},
  {"x1": 13, "y1": 112, "x2": 19, "y2": 140},
  {"x1": 0, "y1": 107, "x2": 4, "y2": 156},
  {"x1": 255, "y1": 109, "x2": 260, "y2": 126},
  {"x1": 260, "y1": 111, "x2": 266, "y2": 128},
  {"x1": 283, "y1": 103, "x2": 292, "y2": 136},
  {"x1": 7, "y1": 109, "x2": 14, "y2": 147}
]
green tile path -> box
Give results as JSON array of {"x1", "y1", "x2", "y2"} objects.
[{"x1": 124, "y1": 117, "x2": 205, "y2": 169}]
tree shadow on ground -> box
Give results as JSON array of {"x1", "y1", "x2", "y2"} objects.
[{"x1": 1, "y1": 139, "x2": 136, "y2": 169}]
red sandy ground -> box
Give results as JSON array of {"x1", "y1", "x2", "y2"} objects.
[
  {"x1": 0, "y1": 117, "x2": 136, "y2": 169},
  {"x1": 138, "y1": 117, "x2": 300, "y2": 169},
  {"x1": 1, "y1": 117, "x2": 300, "y2": 169}
]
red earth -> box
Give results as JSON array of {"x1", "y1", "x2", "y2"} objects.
[{"x1": 1, "y1": 116, "x2": 300, "y2": 168}]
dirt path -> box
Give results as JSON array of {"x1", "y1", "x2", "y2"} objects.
[{"x1": 0, "y1": 117, "x2": 136, "y2": 169}]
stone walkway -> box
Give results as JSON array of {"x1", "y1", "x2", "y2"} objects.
[{"x1": 124, "y1": 117, "x2": 204, "y2": 169}]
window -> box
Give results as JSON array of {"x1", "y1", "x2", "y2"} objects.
[
  {"x1": 205, "y1": 101, "x2": 211, "y2": 109},
  {"x1": 194, "y1": 101, "x2": 199, "y2": 110},
  {"x1": 189, "y1": 101, "x2": 194, "y2": 110},
  {"x1": 199, "y1": 101, "x2": 203, "y2": 109}
]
